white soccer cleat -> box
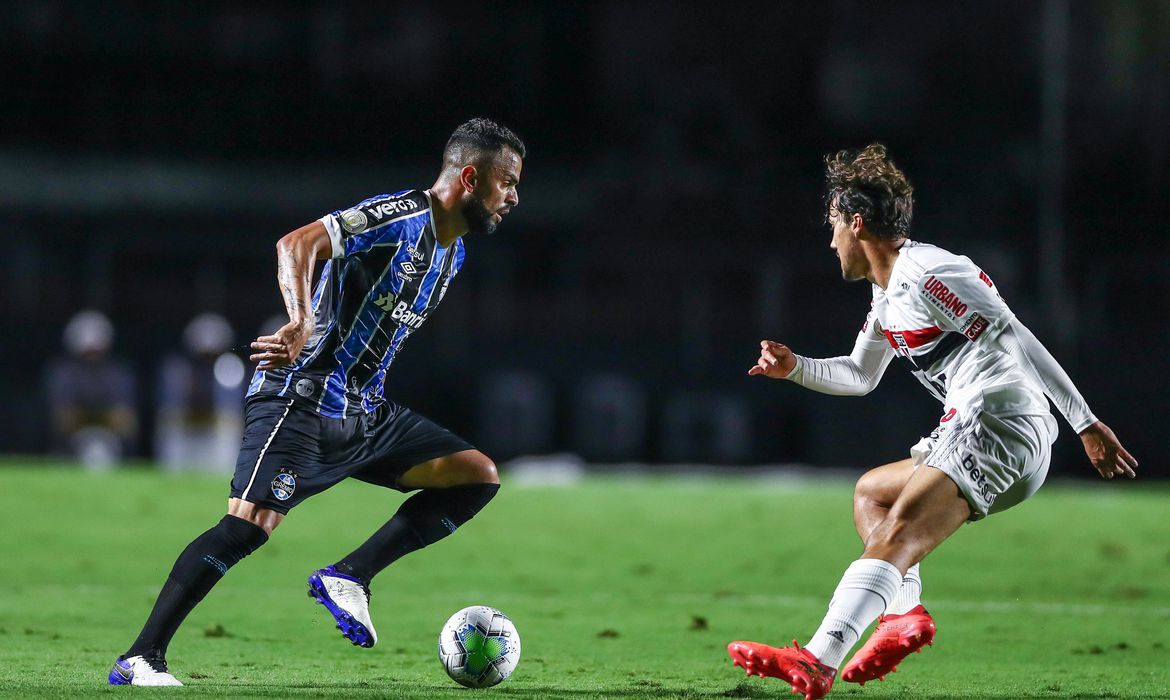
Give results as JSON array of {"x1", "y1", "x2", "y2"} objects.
[
  {"x1": 108, "y1": 655, "x2": 183, "y2": 686},
  {"x1": 308, "y1": 565, "x2": 378, "y2": 647}
]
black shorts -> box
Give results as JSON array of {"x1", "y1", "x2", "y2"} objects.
[{"x1": 229, "y1": 397, "x2": 476, "y2": 513}]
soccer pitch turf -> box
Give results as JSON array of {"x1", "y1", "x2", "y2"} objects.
[{"x1": 1, "y1": 464, "x2": 1167, "y2": 699}]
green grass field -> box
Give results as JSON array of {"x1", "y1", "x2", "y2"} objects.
[{"x1": 1, "y1": 464, "x2": 1168, "y2": 699}]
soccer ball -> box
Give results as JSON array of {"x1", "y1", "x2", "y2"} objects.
[{"x1": 438, "y1": 605, "x2": 521, "y2": 688}]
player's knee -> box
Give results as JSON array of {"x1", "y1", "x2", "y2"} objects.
[
  {"x1": 854, "y1": 467, "x2": 887, "y2": 504},
  {"x1": 240, "y1": 515, "x2": 279, "y2": 538},
  {"x1": 443, "y1": 451, "x2": 499, "y2": 486},
  {"x1": 470, "y1": 456, "x2": 500, "y2": 485},
  {"x1": 234, "y1": 513, "x2": 281, "y2": 538},
  {"x1": 226, "y1": 498, "x2": 284, "y2": 536}
]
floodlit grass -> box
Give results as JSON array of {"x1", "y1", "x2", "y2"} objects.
[{"x1": 1, "y1": 464, "x2": 1167, "y2": 698}]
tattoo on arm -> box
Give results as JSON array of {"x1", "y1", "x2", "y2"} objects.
[{"x1": 277, "y1": 244, "x2": 310, "y2": 322}]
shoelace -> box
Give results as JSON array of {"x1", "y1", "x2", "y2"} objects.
[{"x1": 141, "y1": 656, "x2": 169, "y2": 673}]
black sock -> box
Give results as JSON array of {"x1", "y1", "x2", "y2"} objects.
[
  {"x1": 334, "y1": 483, "x2": 499, "y2": 585},
  {"x1": 126, "y1": 515, "x2": 268, "y2": 660}
]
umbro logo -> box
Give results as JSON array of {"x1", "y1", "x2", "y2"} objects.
[{"x1": 395, "y1": 260, "x2": 421, "y2": 284}]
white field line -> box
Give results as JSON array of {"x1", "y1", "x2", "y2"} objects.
[
  {"x1": 23, "y1": 584, "x2": 1170, "y2": 618},
  {"x1": 665, "y1": 592, "x2": 1170, "y2": 618},
  {"x1": 478, "y1": 591, "x2": 1170, "y2": 618}
]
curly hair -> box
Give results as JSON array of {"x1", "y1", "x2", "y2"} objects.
[{"x1": 824, "y1": 144, "x2": 913, "y2": 240}]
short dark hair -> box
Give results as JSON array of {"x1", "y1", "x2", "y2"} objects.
[
  {"x1": 824, "y1": 143, "x2": 913, "y2": 240},
  {"x1": 443, "y1": 117, "x2": 526, "y2": 167}
]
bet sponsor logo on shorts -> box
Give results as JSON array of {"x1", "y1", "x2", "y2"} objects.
[{"x1": 960, "y1": 453, "x2": 996, "y2": 507}]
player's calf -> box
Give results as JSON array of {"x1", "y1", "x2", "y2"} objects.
[
  {"x1": 115, "y1": 513, "x2": 269, "y2": 678},
  {"x1": 331, "y1": 482, "x2": 500, "y2": 584},
  {"x1": 312, "y1": 482, "x2": 500, "y2": 647}
]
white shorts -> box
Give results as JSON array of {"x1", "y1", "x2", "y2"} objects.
[{"x1": 911, "y1": 395, "x2": 1058, "y2": 521}]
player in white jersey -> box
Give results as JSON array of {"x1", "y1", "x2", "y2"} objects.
[{"x1": 726, "y1": 144, "x2": 1138, "y2": 700}]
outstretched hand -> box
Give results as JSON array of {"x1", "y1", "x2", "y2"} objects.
[
  {"x1": 1080, "y1": 421, "x2": 1138, "y2": 479},
  {"x1": 748, "y1": 340, "x2": 797, "y2": 379},
  {"x1": 250, "y1": 319, "x2": 313, "y2": 370}
]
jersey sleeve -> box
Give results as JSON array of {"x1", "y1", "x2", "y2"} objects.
[
  {"x1": 786, "y1": 306, "x2": 895, "y2": 396},
  {"x1": 858, "y1": 295, "x2": 888, "y2": 348},
  {"x1": 995, "y1": 318, "x2": 1097, "y2": 432},
  {"x1": 318, "y1": 193, "x2": 422, "y2": 259},
  {"x1": 916, "y1": 260, "x2": 1013, "y2": 343}
]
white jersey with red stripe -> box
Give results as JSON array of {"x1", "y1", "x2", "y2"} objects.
[{"x1": 864, "y1": 240, "x2": 1047, "y2": 415}]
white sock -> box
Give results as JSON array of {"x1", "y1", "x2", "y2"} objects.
[
  {"x1": 886, "y1": 563, "x2": 922, "y2": 615},
  {"x1": 803, "y1": 558, "x2": 902, "y2": 669}
]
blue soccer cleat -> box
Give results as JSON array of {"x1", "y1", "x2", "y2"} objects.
[
  {"x1": 308, "y1": 565, "x2": 378, "y2": 648},
  {"x1": 108, "y1": 655, "x2": 182, "y2": 686}
]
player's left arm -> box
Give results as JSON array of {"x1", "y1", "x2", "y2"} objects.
[
  {"x1": 994, "y1": 320, "x2": 1138, "y2": 479},
  {"x1": 249, "y1": 220, "x2": 333, "y2": 369}
]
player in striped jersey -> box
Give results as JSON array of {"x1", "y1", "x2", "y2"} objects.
[
  {"x1": 726, "y1": 144, "x2": 1137, "y2": 700},
  {"x1": 109, "y1": 118, "x2": 524, "y2": 686}
]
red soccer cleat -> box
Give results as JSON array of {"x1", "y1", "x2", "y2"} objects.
[
  {"x1": 840, "y1": 604, "x2": 936, "y2": 685},
  {"x1": 727, "y1": 639, "x2": 835, "y2": 700}
]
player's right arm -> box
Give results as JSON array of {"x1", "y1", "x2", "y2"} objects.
[
  {"x1": 249, "y1": 193, "x2": 412, "y2": 369},
  {"x1": 249, "y1": 220, "x2": 333, "y2": 369},
  {"x1": 749, "y1": 316, "x2": 895, "y2": 396}
]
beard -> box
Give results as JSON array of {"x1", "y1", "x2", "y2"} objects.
[{"x1": 461, "y1": 196, "x2": 498, "y2": 236}]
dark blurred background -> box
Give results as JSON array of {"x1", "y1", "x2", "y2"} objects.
[{"x1": 2, "y1": 1, "x2": 1166, "y2": 475}]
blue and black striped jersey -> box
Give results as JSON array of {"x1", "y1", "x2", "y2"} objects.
[{"x1": 247, "y1": 189, "x2": 465, "y2": 418}]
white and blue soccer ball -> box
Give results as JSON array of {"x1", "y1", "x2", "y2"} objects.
[{"x1": 438, "y1": 605, "x2": 521, "y2": 688}]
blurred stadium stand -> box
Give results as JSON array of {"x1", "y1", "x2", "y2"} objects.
[{"x1": 1, "y1": 1, "x2": 1166, "y2": 475}]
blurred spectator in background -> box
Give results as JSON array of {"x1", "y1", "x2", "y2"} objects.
[
  {"x1": 154, "y1": 313, "x2": 245, "y2": 472},
  {"x1": 44, "y1": 310, "x2": 139, "y2": 469}
]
